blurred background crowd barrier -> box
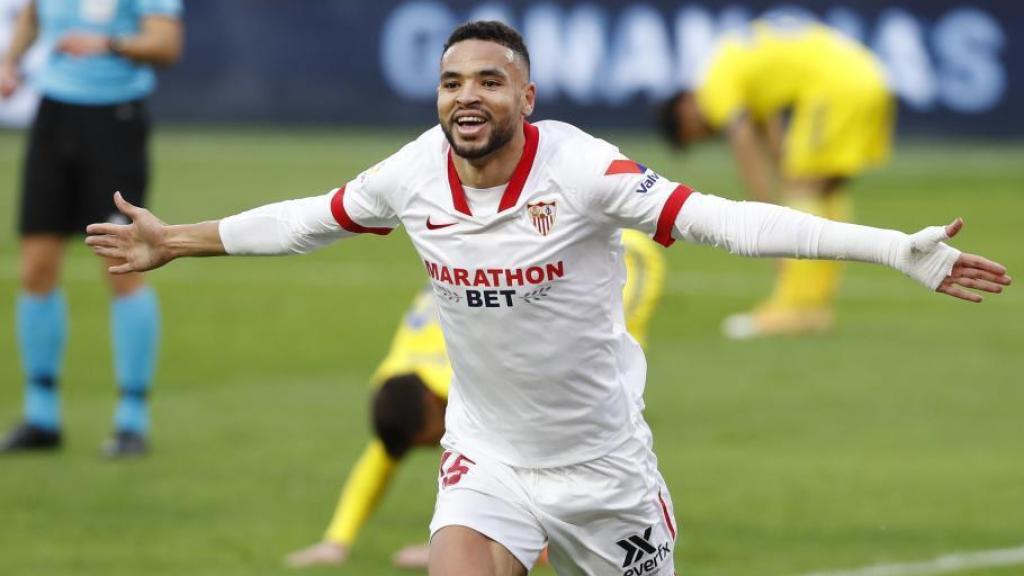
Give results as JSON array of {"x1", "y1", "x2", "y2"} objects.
[{"x1": 2, "y1": 0, "x2": 1020, "y2": 136}]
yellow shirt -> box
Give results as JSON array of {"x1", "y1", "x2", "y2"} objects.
[
  {"x1": 324, "y1": 230, "x2": 666, "y2": 545},
  {"x1": 370, "y1": 289, "x2": 452, "y2": 400},
  {"x1": 698, "y1": 20, "x2": 883, "y2": 128},
  {"x1": 696, "y1": 20, "x2": 892, "y2": 177}
]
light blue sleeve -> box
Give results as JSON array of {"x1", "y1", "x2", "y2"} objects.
[{"x1": 139, "y1": 0, "x2": 183, "y2": 17}]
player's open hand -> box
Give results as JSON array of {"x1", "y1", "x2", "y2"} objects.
[
  {"x1": 902, "y1": 218, "x2": 1011, "y2": 302},
  {"x1": 284, "y1": 541, "x2": 350, "y2": 568},
  {"x1": 85, "y1": 192, "x2": 173, "y2": 274},
  {"x1": 934, "y1": 218, "x2": 1011, "y2": 302}
]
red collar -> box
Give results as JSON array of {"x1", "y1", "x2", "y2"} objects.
[{"x1": 446, "y1": 121, "x2": 539, "y2": 216}]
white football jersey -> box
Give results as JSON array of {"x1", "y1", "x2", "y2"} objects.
[{"x1": 335, "y1": 120, "x2": 692, "y2": 468}]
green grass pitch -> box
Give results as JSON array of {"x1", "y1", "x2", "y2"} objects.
[{"x1": 0, "y1": 127, "x2": 1021, "y2": 576}]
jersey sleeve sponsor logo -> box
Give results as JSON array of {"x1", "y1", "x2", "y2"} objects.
[
  {"x1": 633, "y1": 171, "x2": 662, "y2": 194},
  {"x1": 526, "y1": 200, "x2": 556, "y2": 236},
  {"x1": 604, "y1": 159, "x2": 662, "y2": 194}
]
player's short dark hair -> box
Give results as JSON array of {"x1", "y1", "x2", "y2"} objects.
[
  {"x1": 656, "y1": 90, "x2": 689, "y2": 149},
  {"x1": 443, "y1": 20, "x2": 531, "y2": 77},
  {"x1": 372, "y1": 373, "x2": 429, "y2": 458}
]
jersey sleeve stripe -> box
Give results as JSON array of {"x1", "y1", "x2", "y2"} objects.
[
  {"x1": 653, "y1": 185, "x2": 693, "y2": 247},
  {"x1": 330, "y1": 186, "x2": 394, "y2": 236}
]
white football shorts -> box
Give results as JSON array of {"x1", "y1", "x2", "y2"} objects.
[{"x1": 429, "y1": 419, "x2": 678, "y2": 575}]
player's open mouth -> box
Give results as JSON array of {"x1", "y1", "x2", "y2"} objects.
[{"x1": 453, "y1": 113, "x2": 489, "y2": 138}]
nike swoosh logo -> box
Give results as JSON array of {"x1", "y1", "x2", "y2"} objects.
[{"x1": 426, "y1": 217, "x2": 458, "y2": 230}]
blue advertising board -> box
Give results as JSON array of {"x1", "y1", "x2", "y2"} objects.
[{"x1": 151, "y1": 1, "x2": 1020, "y2": 136}]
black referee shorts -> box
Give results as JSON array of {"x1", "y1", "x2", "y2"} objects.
[{"x1": 19, "y1": 97, "x2": 150, "y2": 236}]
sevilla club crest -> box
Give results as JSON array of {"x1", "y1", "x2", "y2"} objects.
[{"x1": 526, "y1": 200, "x2": 556, "y2": 236}]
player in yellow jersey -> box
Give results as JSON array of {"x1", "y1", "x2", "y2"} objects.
[
  {"x1": 659, "y1": 17, "x2": 894, "y2": 338},
  {"x1": 285, "y1": 229, "x2": 666, "y2": 569}
]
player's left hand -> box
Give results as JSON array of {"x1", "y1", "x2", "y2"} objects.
[
  {"x1": 905, "y1": 218, "x2": 1011, "y2": 302},
  {"x1": 57, "y1": 33, "x2": 112, "y2": 57}
]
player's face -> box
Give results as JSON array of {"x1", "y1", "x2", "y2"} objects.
[{"x1": 438, "y1": 39, "x2": 535, "y2": 160}]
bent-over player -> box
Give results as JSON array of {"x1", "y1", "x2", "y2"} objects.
[{"x1": 660, "y1": 17, "x2": 893, "y2": 338}]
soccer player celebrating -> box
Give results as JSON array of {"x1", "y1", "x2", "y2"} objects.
[
  {"x1": 659, "y1": 17, "x2": 893, "y2": 339},
  {"x1": 286, "y1": 230, "x2": 665, "y2": 569},
  {"x1": 85, "y1": 21, "x2": 1009, "y2": 576}
]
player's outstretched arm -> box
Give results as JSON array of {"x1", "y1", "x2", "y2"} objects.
[
  {"x1": 87, "y1": 190, "x2": 352, "y2": 273},
  {"x1": 85, "y1": 192, "x2": 225, "y2": 274},
  {"x1": 676, "y1": 194, "x2": 1011, "y2": 302}
]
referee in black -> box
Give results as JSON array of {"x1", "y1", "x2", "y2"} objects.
[{"x1": 0, "y1": 0, "x2": 183, "y2": 456}]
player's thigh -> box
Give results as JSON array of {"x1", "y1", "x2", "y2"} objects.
[
  {"x1": 430, "y1": 525, "x2": 527, "y2": 576},
  {"x1": 540, "y1": 438, "x2": 678, "y2": 575},
  {"x1": 76, "y1": 100, "x2": 150, "y2": 233},
  {"x1": 429, "y1": 450, "x2": 545, "y2": 573},
  {"x1": 20, "y1": 98, "x2": 76, "y2": 238}
]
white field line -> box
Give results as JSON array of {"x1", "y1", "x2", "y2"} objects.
[{"x1": 795, "y1": 544, "x2": 1024, "y2": 576}]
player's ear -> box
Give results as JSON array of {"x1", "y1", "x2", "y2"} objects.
[{"x1": 522, "y1": 82, "x2": 536, "y2": 117}]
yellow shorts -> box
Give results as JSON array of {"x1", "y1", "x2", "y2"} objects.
[{"x1": 783, "y1": 79, "x2": 894, "y2": 179}]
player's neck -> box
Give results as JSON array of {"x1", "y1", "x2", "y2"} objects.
[{"x1": 452, "y1": 127, "x2": 526, "y2": 189}]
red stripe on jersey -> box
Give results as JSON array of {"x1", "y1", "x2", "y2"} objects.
[
  {"x1": 447, "y1": 121, "x2": 540, "y2": 216},
  {"x1": 653, "y1": 185, "x2": 693, "y2": 248},
  {"x1": 604, "y1": 159, "x2": 644, "y2": 175},
  {"x1": 446, "y1": 158, "x2": 473, "y2": 216},
  {"x1": 330, "y1": 186, "x2": 394, "y2": 236},
  {"x1": 497, "y1": 121, "x2": 540, "y2": 212},
  {"x1": 659, "y1": 491, "x2": 677, "y2": 540}
]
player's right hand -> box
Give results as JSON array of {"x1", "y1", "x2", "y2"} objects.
[
  {"x1": 284, "y1": 541, "x2": 350, "y2": 568},
  {"x1": 0, "y1": 60, "x2": 20, "y2": 99},
  {"x1": 85, "y1": 192, "x2": 174, "y2": 274}
]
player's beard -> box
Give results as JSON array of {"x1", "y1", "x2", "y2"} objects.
[{"x1": 442, "y1": 113, "x2": 518, "y2": 161}]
